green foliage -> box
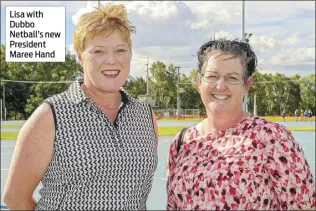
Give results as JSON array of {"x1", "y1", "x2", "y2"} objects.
[
  {"x1": 249, "y1": 71, "x2": 314, "y2": 116},
  {"x1": 149, "y1": 61, "x2": 177, "y2": 108},
  {"x1": 1, "y1": 44, "x2": 82, "y2": 119},
  {"x1": 123, "y1": 76, "x2": 146, "y2": 98},
  {"x1": 1, "y1": 43, "x2": 315, "y2": 119}
]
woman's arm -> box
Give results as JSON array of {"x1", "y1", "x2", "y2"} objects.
[
  {"x1": 166, "y1": 131, "x2": 184, "y2": 210},
  {"x1": 3, "y1": 103, "x2": 55, "y2": 210},
  {"x1": 264, "y1": 125, "x2": 316, "y2": 210}
]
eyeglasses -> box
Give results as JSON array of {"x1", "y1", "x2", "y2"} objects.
[{"x1": 201, "y1": 71, "x2": 244, "y2": 85}]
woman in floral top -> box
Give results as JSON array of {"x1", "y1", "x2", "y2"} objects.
[{"x1": 166, "y1": 39, "x2": 315, "y2": 210}]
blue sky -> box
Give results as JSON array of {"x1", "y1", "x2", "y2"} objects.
[{"x1": 1, "y1": 1, "x2": 315, "y2": 78}]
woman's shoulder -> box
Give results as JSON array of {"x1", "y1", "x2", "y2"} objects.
[
  {"x1": 171, "y1": 124, "x2": 200, "y2": 146},
  {"x1": 243, "y1": 116, "x2": 292, "y2": 141},
  {"x1": 244, "y1": 115, "x2": 286, "y2": 129},
  {"x1": 43, "y1": 91, "x2": 70, "y2": 108}
]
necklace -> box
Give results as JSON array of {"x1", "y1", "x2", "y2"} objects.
[
  {"x1": 82, "y1": 85, "x2": 121, "y2": 110},
  {"x1": 95, "y1": 102, "x2": 121, "y2": 110}
]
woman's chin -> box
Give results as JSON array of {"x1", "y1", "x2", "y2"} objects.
[
  {"x1": 207, "y1": 105, "x2": 228, "y2": 115},
  {"x1": 96, "y1": 81, "x2": 123, "y2": 93}
]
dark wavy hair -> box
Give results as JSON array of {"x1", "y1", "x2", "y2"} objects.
[{"x1": 196, "y1": 38, "x2": 258, "y2": 84}]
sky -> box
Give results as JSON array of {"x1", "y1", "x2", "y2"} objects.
[{"x1": 1, "y1": 1, "x2": 315, "y2": 78}]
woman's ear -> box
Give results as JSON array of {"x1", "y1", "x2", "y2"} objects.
[
  {"x1": 197, "y1": 73, "x2": 201, "y2": 85},
  {"x1": 245, "y1": 76, "x2": 253, "y2": 93},
  {"x1": 77, "y1": 52, "x2": 83, "y2": 66},
  {"x1": 197, "y1": 73, "x2": 202, "y2": 92}
]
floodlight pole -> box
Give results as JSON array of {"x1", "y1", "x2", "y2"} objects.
[
  {"x1": 241, "y1": 0, "x2": 249, "y2": 112},
  {"x1": 0, "y1": 99, "x2": 2, "y2": 122},
  {"x1": 176, "y1": 66, "x2": 181, "y2": 119},
  {"x1": 242, "y1": 0, "x2": 245, "y2": 41},
  {"x1": 146, "y1": 56, "x2": 149, "y2": 96},
  {"x1": 2, "y1": 82, "x2": 5, "y2": 121}
]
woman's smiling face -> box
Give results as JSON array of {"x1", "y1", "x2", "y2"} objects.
[
  {"x1": 79, "y1": 30, "x2": 132, "y2": 93},
  {"x1": 198, "y1": 51, "x2": 253, "y2": 115}
]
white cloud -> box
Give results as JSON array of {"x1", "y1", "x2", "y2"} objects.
[
  {"x1": 258, "y1": 59, "x2": 265, "y2": 66},
  {"x1": 134, "y1": 1, "x2": 178, "y2": 20},
  {"x1": 281, "y1": 33, "x2": 301, "y2": 46},
  {"x1": 213, "y1": 30, "x2": 238, "y2": 40},
  {"x1": 67, "y1": 1, "x2": 315, "y2": 78},
  {"x1": 245, "y1": 1, "x2": 315, "y2": 23},
  {"x1": 249, "y1": 35, "x2": 278, "y2": 53},
  {"x1": 1, "y1": 1, "x2": 314, "y2": 78},
  {"x1": 1, "y1": 1, "x2": 86, "y2": 14},
  {"x1": 259, "y1": 66, "x2": 314, "y2": 77},
  {"x1": 72, "y1": 6, "x2": 95, "y2": 26},
  {"x1": 72, "y1": 1, "x2": 182, "y2": 26},
  {"x1": 184, "y1": 1, "x2": 238, "y2": 29},
  {"x1": 249, "y1": 33, "x2": 302, "y2": 53},
  {"x1": 130, "y1": 54, "x2": 149, "y2": 78},
  {"x1": 269, "y1": 47, "x2": 315, "y2": 66}
]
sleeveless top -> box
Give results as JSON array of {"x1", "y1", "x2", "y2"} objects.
[{"x1": 35, "y1": 80, "x2": 158, "y2": 210}]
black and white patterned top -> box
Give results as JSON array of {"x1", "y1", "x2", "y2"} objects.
[{"x1": 35, "y1": 80, "x2": 158, "y2": 210}]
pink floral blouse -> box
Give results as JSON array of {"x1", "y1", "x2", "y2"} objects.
[{"x1": 166, "y1": 116, "x2": 316, "y2": 210}]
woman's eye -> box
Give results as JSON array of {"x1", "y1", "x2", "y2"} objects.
[
  {"x1": 93, "y1": 50, "x2": 103, "y2": 54},
  {"x1": 207, "y1": 75, "x2": 218, "y2": 79},
  {"x1": 117, "y1": 49, "x2": 126, "y2": 53},
  {"x1": 228, "y1": 76, "x2": 238, "y2": 81}
]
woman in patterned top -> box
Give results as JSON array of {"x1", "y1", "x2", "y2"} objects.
[
  {"x1": 166, "y1": 38, "x2": 315, "y2": 210},
  {"x1": 4, "y1": 3, "x2": 158, "y2": 210}
]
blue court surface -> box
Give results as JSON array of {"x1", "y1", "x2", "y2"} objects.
[{"x1": 1, "y1": 122, "x2": 315, "y2": 210}]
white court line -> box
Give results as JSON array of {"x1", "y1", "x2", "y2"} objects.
[
  {"x1": 0, "y1": 146, "x2": 15, "y2": 148},
  {"x1": 154, "y1": 176, "x2": 167, "y2": 181},
  {"x1": 1, "y1": 169, "x2": 9, "y2": 171}
]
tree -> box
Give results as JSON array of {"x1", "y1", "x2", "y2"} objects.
[
  {"x1": 123, "y1": 76, "x2": 146, "y2": 98},
  {"x1": 0, "y1": 45, "x2": 82, "y2": 119},
  {"x1": 149, "y1": 61, "x2": 177, "y2": 108},
  {"x1": 300, "y1": 73, "x2": 315, "y2": 114}
]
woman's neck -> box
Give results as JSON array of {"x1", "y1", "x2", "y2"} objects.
[
  {"x1": 81, "y1": 83, "x2": 121, "y2": 109},
  {"x1": 203, "y1": 111, "x2": 250, "y2": 135}
]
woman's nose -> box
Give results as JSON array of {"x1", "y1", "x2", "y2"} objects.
[
  {"x1": 104, "y1": 52, "x2": 116, "y2": 65},
  {"x1": 215, "y1": 76, "x2": 227, "y2": 91}
]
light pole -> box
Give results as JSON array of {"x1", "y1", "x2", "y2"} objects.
[
  {"x1": 241, "y1": 0, "x2": 253, "y2": 113},
  {"x1": 145, "y1": 56, "x2": 149, "y2": 96},
  {"x1": 0, "y1": 99, "x2": 2, "y2": 122},
  {"x1": 2, "y1": 81, "x2": 6, "y2": 121},
  {"x1": 176, "y1": 66, "x2": 181, "y2": 119},
  {"x1": 242, "y1": 0, "x2": 245, "y2": 41}
]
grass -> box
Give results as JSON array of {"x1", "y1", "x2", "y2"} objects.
[
  {"x1": 263, "y1": 116, "x2": 315, "y2": 122},
  {"x1": 1, "y1": 132, "x2": 19, "y2": 140},
  {"x1": 157, "y1": 116, "x2": 315, "y2": 122},
  {"x1": 1, "y1": 125, "x2": 22, "y2": 129},
  {"x1": 158, "y1": 126, "x2": 187, "y2": 136},
  {"x1": 287, "y1": 127, "x2": 315, "y2": 131},
  {"x1": 157, "y1": 118, "x2": 204, "y2": 122},
  {"x1": 2, "y1": 125, "x2": 315, "y2": 140}
]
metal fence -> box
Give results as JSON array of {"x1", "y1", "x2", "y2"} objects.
[{"x1": 153, "y1": 109, "x2": 200, "y2": 119}]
